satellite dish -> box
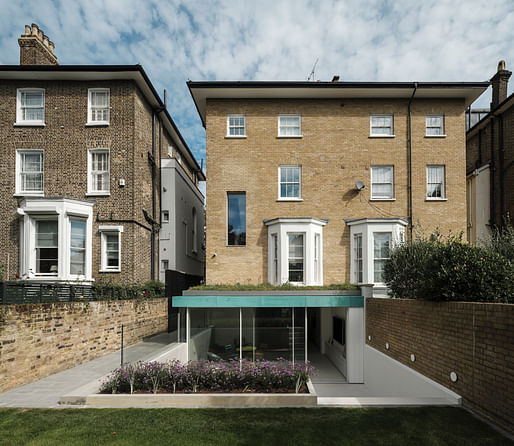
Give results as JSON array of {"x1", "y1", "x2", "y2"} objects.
[{"x1": 355, "y1": 181, "x2": 365, "y2": 191}]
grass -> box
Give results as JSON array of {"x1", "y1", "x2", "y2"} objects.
[
  {"x1": 0, "y1": 407, "x2": 511, "y2": 446},
  {"x1": 189, "y1": 283, "x2": 358, "y2": 291}
]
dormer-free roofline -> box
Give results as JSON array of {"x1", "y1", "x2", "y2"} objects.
[
  {"x1": 187, "y1": 80, "x2": 490, "y2": 127},
  {"x1": 0, "y1": 64, "x2": 205, "y2": 181}
]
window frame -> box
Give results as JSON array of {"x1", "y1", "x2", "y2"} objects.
[
  {"x1": 227, "y1": 192, "x2": 246, "y2": 246},
  {"x1": 34, "y1": 217, "x2": 59, "y2": 276},
  {"x1": 370, "y1": 114, "x2": 394, "y2": 137},
  {"x1": 87, "y1": 148, "x2": 110, "y2": 196},
  {"x1": 353, "y1": 233, "x2": 363, "y2": 283},
  {"x1": 425, "y1": 114, "x2": 445, "y2": 137},
  {"x1": 192, "y1": 207, "x2": 198, "y2": 253},
  {"x1": 100, "y1": 226, "x2": 122, "y2": 273},
  {"x1": 87, "y1": 88, "x2": 110, "y2": 126},
  {"x1": 426, "y1": 165, "x2": 446, "y2": 200},
  {"x1": 16, "y1": 88, "x2": 45, "y2": 126},
  {"x1": 278, "y1": 165, "x2": 302, "y2": 201},
  {"x1": 370, "y1": 165, "x2": 394, "y2": 200},
  {"x1": 161, "y1": 259, "x2": 169, "y2": 271},
  {"x1": 278, "y1": 114, "x2": 302, "y2": 137},
  {"x1": 373, "y1": 232, "x2": 392, "y2": 284},
  {"x1": 226, "y1": 114, "x2": 246, "y2": 137},
  {"x1": 16, "y1": 149, "x2": 44, "y2": 196},
  {"x1": 287, "y1": 232, "x2": 305, "y2": 285},
  {"x1": 162, "y1": 210, "x2": 170, "y2": 223},
  {"x1": 69, "y1": 218, "x2": 87, "y2": 277}
]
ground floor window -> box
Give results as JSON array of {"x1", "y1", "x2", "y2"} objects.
[
  {"x1": 373, "y1": 232, "x2": 391, "y2": 283},
  {"x1": 18, "y1": 198, "x2": 94, "y2": 281},
  {"x1": 347, "y1": 218, "x2": 407, "y2": 286},
  {"x1": 187, "y1": 307, "x2": 306, "y2": 364},
  {"x1": 99, "y1": 226, "x2": 123, "y2": 272},
  {"x1": 264, "y1": 217, "x2": 327, "y2": 286}
]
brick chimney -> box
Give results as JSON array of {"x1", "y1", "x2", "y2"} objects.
[
  {"x1": 490, "y1": 60, "x2": 511, "y2": 110},
  {"x1": 18, "y1": 24, "x2": 58, "y2": 65}
]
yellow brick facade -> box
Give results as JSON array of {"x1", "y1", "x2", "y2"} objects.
[{"x1": 205, "y1": 98, "x2": 467, "y2": 285}]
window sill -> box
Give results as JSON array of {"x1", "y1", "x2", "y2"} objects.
[
  {"x1": 99, "y1": 269, "x2": 121, "y2": 273},
  {"x1": 276, "y1": 198, "x2": 303, "y2": 202},
  {"x1": 225, "y1": 244, "x2": 247, "y2": 247},
  {"x1": 276, "y1": 135, "x2": 303, "y2": 139},
  {"x1": 425, "y1": 134, "x2": 447, "y2": 138},
  {"x1": 86, "y1": 122, "x2": 109, "y2": 127},
  {"x1": 14, "y1": 122, "x2": 46, "y2": 127},
  {"x1": 86, "y1": 192, "x2": 111, "y2": 197},
  {"x1": 425, "y1": 198, "x2": 448, "y2": 201},
  {"x1": 14, "y1": 193, "x2": 44, "y2": 197},
  {"x1": 368, "y1": 135, "x2": 395, "y2": 138},
  {"x1": 225, "y1": 135, "x2": 247, "y2": 139},
  {"x1": 370, "y1": 198, "x2": 396, "y2": 201}
]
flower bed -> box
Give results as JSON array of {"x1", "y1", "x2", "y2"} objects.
[{"x1": 99, "y1": 359, "x2": 316, "y2": 394}]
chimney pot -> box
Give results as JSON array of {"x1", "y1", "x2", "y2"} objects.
[
  {"x1": 332, "y1": 75, "x2": 340, "y2": 82},
  {"x1": 490, "y1": 60, "x2": 511, "y2": 110},
  {"x1": 19, "y1": 23, "x2": 58, "y2": 65}
]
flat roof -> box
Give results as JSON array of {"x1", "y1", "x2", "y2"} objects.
[
  {"x1": 172, "y1": 294, "x2": 364, "y2": 308},
  {"x1": 188, "y1": 80, "x2": 490, "y2": 126},
  {"x1": 0, "y1": 65, "x2": 205, "y2": 181}
]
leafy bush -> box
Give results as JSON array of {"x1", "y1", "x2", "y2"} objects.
[
  {"x1": 384, "y1": 235, "x2": 514, "y2": 303},
  {"x1": 99, "y1": 359, "x2": 316, "y2": 394},
  {"x1": 92, "y1": 278, "x2": 165, "y2": 300},
  {"x1": 482, "y1": 222, "x2": 514, "y2": 264}
]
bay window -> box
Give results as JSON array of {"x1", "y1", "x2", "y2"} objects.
[
  {"x1": 18, "y1": 198, "x2": 93, "y2": 281},
  {"x1": 265, "y1": 217, "x2": 326, "y2": 286}
]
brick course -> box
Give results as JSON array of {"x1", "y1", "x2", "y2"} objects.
[
  {"x1": 205, "y1": 98, "x2": 467, "y2": 284},
  {"x1": 366, "y1": 298, "x2": 514, "y2": 433},
  {"x1": 0, "y1": 298, "x2": 168, "y2": 393}
]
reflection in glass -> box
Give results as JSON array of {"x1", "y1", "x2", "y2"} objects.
[{"x1": 227, "y1": 193, "x2": 246, "y2": 245}]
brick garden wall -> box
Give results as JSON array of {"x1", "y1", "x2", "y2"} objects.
[
  {"x1": 366, "y1": 298, "x2": 514, "y2": 433},
  {"x1": 0, "y1": 298, "x2": 168, "y2": 393}
]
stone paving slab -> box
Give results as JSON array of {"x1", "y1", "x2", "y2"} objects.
[{"x1": 0, "y1": 332, "x2": 177, "y2": 408}]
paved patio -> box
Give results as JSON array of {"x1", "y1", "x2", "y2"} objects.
[{"x1": 0, "y1": 332, "x2": 177, "y2": 408}]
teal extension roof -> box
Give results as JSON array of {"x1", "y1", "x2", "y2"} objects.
[{"x1": 172, "y1": 294, "x2": 364, "y2": 308}]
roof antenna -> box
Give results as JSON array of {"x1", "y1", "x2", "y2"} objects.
[{"x1": 307, "y1": 58, "x2": 319, "y2": 81}]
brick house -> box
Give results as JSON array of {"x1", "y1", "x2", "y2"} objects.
[
  {"x1": 466, "y1": 61, "x2": 513, "y2": 242},
  {"x1": 171, "y1": 77, "x2": 487, "y2": 380},
  {"x1": 0, "y1": 24, "x2": 205, "y2": 287}
]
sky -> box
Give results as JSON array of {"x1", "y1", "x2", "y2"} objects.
[{"x1": 1, "y1": 0, "x2": 513, "y2": 181}]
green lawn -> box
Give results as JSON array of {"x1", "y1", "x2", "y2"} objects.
[{"x1": 0, "y1": 407, "x2": 511, "y2": 446}]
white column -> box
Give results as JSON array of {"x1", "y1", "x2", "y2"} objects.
[{"x1": 186, "y1": 307, "x2": 190, "y2": 362}]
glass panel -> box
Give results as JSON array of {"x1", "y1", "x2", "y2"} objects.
[
  {"x1": 373, "y1": 233, "x2": 391, "y2": 282},
  {"x1": 227, "y1": 193, "x2": 246, "y2": 245},
  {"x1": 70, "y1": 249, "x2": 85, "y2": 275},
  {"x1": 288, "y1": 233, "x2": 304, "y2": 283},
  {"x1": 294, "y1": 308, "x2": 306, "y2": 363},
  {"x1": 36, "y1": 220, "x2": 58, "y2": 274},
  {"x1": 22, "y1": 91, "x2": 43, "y2": 106},
  {"x1": 105, "y1": 233, "x2": 119, "y2": 268},
  {"x1": 189, "y1": 308, "x2": 240, "y2": 362},
  {"x1": 71, "y1": 220, "x2": 86, "y2": 249},
  {"x1": 254, "y1": 308, "x2": 292, "y2": 361},
  {"x1": 70, "y1": 220, "x2": 86, "y2": 275}
]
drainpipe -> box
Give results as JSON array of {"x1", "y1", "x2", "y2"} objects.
[
  {"x1": 407, "y1": 83, "x2": 418, "y2": 238},
  {"x1": 499, "y1": 115, "x2": 505, "y2": 225},
  {"x1": 151, "y1": 112, "x2": 156, "y2": 281},
  {"x1": 490, "y1": 118, "x2": 495, "y2": 227}
]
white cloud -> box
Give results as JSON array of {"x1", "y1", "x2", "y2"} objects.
[{"x1": 1, "y1": 0, "x2": 513, "y2": 167}]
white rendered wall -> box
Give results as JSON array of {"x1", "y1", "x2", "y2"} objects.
[{"x1": 160, "y1": 158, "x2": 205, "y2": 282}]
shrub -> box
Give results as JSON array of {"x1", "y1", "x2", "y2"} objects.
[
  {"x1": 482, "y1": 222, "x2": 514, "y2": 264},
  {"x1": 92, "y1": 278, "x2": 164, "y2": 300},
  {"x1": 384, "y1": 235, "x2": 514, "y2": 303},
  {"x1": 99, "y1": 359, "x2": 316, "y2": 394}
]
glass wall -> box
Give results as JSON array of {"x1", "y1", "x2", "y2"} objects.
[{"x1": 187, "y1": 307, "x2": 307, "y2": 363}]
